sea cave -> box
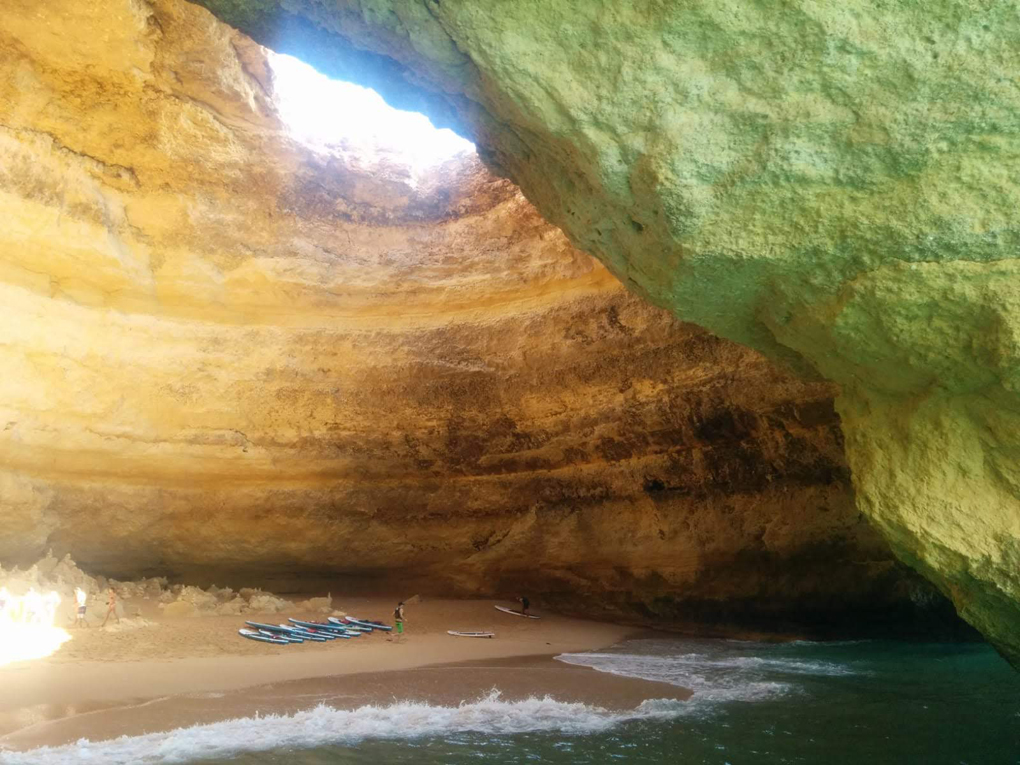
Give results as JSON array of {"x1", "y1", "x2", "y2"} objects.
[{"x1": 0, "y1": 1, "x2": 1017, "y2": 762}]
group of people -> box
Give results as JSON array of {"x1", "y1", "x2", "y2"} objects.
[
  {"x1": 0, "y1": 585, "x2": 120, "y2": 629},
  {"x1": 72, "y1": 587, "x2": 121, "y2": 628}
]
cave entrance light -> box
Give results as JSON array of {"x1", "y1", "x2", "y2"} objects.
[
  {"x1": 0, "y1": 588, "x2": 71, "y2": 666},
  {"x1": 269, "y1": 53, "x2": 474, "y2": 182}
]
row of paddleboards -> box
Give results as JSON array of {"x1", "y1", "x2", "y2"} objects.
[
  {"x1": 239, "y1": 616, "x2": 391, "y2": 644},
  {"x1": 242, "y1": 606, "x2": 537, "y2": 643}
]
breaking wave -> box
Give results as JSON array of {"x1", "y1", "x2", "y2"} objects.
[
  {"x1": 556, "y1": 638, "x2": 862, "y2": 706},
  {"x1": 1, "y1": 638, "x2": 867, "y2": 764},
  {"x1": 0, "y1": 692, "x2": 686, "y2": 765}
]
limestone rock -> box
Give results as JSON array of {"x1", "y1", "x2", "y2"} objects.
[
  {"x1": 0, "y1": 0, "x2": 961, "y2": 638},
  {"x1": 215, "y1": 597, "x2": 248, "y2": 616},
  {"x1": 297, "y1": 597, "x2": 333, "y2": 614},
  {"x1": 202, "y1": 0, "x2": 1020, "y2": 663},
  {"x1": 161, "y1": 601, "x2": 198, "y2": 618},
  {"x1": 176, "y1": 586, "x2": 219, "y2": 612},
  {"x1": 247, "y1": 594, "x2": 294, "y2": 614}
]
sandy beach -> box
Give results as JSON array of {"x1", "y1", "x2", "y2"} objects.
[{"x1": 0, "y1": 596, "x2": 688, "y2": 751}]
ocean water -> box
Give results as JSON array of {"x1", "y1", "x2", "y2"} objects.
[{"x1": 3, "y1": 638, "x2": 1017, "y2": 764}]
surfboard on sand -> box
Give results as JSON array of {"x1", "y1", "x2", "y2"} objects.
[
  {"x1": 238, "y1": 628, "x2": 289, "y2": 645},
  {"x1": 346, "y1": 617, "x2": 392, "y2": 631},
  {"x1": 259, "y1": 629, "x2": 303, "y2": 643},
  {"x1": 494, "y1": 605, "x2": 541, "y2": 619},
  {"x1": 448, "y1": 630, "x2": 495, "y2": 638},
  {"x1": 327, "y1": 617, "x2": 372, "y2": 632}
]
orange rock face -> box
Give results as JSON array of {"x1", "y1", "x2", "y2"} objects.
[{"x1": 0, "y1": 0, "x2": 950, "y2": 634}]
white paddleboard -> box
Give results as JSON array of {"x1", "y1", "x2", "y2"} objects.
[
  {"x1": 238, "y1": 628, "x2": 289, "y2": 645},
  {"x1": 448, "y1": 630, "x2": 495, "y2": 638},
  {"x1": 494, "y1": 605, "x2": 540, "y2": 619}
]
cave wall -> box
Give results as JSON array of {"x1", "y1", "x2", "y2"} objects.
[
  {"x1": 0, "y1": 0, "x2": 950, "y2": 633},
  {"x1": 197, "y1": 0, "x2": 1020, "y2": 660}
]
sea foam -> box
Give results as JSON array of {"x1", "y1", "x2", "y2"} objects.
[
  {"x1": 556, "y1": 638, "x2": 861, "y2": 707},
  {"x1": 0, "y1": 692, "x2": 686, "y2": 765}
]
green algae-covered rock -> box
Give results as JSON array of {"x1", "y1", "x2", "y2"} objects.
[{"x1": 199, "y1": 0, "x2": 1020, "y2": 665}]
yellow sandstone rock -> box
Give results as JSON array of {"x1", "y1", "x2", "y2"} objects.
[{"x1": 0, "y1": 0, "x2": 953, "y2": 636}]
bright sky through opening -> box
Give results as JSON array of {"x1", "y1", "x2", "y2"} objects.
[{"x1": 269, "y1": 53, "x2": 474, "y2": 177}]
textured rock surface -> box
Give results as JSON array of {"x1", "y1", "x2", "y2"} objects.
[
  {"x1": 200, "y1": 0, "x2": 1020, "y2": 660},
  {"x1": 0, "y1": 0, "x2": 956, "y2": 634}
]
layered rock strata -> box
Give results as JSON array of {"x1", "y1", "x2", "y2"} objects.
[
  {"x1": 198, "y1": 0, "x2": 1020, "y2": 661},
  {"x1": 0, "y1": 0, "x2": 952, "y2": 634}
]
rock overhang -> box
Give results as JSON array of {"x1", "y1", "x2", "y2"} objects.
[
  {"x1": 184, "y1": 0, "x2": 1020, "y2": 664},
  {"x1": 0, "y1": 0, "x2": 975, "y2": 638}
]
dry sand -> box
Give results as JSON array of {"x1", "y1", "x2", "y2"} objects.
[{"x1": 0, "y1": 596, "x2": 688, "y2": 750}]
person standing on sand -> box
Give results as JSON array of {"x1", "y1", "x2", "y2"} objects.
[
  {"x1": 388, "y1": 601, "x2": 406, "y2": 641},
  {"x1": 518, "y1": 596, "x2": 531, "y2": 616},
  {"x1": 101, "y1": 587, "x2": 119, "y2": 627},
  {"x1": 74, "y1": 587, "x2": 89, "y2": 628}
]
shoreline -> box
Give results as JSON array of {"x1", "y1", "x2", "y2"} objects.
[{"x1": 0, "y1": 596, "x2": 688, "y2": 751}]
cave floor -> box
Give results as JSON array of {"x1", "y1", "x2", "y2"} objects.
[{"x1": 0, "y1": 596, "x2": 683, "y2": 749}]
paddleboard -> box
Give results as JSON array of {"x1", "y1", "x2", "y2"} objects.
[
  {"x1": 246, "y1": 621, "x2": 299, "y2": 634},
  {"x1": 259, "y1": 629, "x2": 303, "y2": 643},
  {"x1": 288, "y1": 618, "x2": 352, "y2": 636},
  {"x1": 340, "y1": 618, "x2": 374, "y2": 632},
  {"x1": 346, "y1": 617, "x2": 392, "y2": 631},
  {"x1": 447, "y1": 630, "x2": 495, "y2": 638},
  {"x1": 238, "y1": 628, "x2": 289, "y2": 645},
  {"x1": 281, "y1": 624, "x2": 334, "y2": 640},
  {"x1": 494, "y1": 605, "x2": 541, "y2": 619},
  {"x1": 329, "y1": 617, "x2": 371, "y2": 632}
]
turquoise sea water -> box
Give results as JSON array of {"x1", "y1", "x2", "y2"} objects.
[{"x1": 5, "y1": 638, "x2": 1018, "y2": 764}]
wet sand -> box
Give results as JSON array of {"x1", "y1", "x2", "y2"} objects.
[{"x1": 0, "y1": 596, "x2": 689, "y2": 750}]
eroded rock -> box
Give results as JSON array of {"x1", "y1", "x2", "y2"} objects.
[
  {"x1": 0, "y1": 0, "x2": 965, "y2": 637},
  {"x1": 201, "y1": 0, "x2": 1020, "y2": 662}
]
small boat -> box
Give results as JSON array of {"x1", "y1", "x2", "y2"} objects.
[
  {"x1": 239, "y1": 628, "x2": 289, "y2": 645},
  {"x1": 447, "y1": 630, "x2": 495, "y2": 639}
]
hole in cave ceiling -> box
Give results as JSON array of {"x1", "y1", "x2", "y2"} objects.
[{"x1": 269, "y1": 52, "x2": 475, "y2": 184}]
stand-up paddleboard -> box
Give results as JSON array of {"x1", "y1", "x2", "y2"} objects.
[
  {"x1": 289, "y1": 618, "x2": 344, "y2": 630},
  {"x1": 292, "y1": 624, "x2": 347, "y2": 640},
  {"x1": 340, "y1": 618, "x2": 374, "y2": 632},
  {"x1": 346, "y1": 617, "x2": 392, "y2": 631},
  {"x1": 494, "y1": 605, "x2": 541, "y2": 619},
  {"x1": 239, "y1": 628, "x2": 289, "y2": 645},
  {"x1": 447, "y1": 630, "x2": 495, "y2": 638},
  {"x1": 259, "y1": 629, "x2": 303, "y2": 643},
  {"x1": 288, "y1": 618, "x2": 352, "y2": 636},
  {"x1": 282, "y1": 624, "x2": 335, "y2": 640},
  {"x1": 246, "y1": 621, "x2": 300, "y2": 634},
  {"x1": 329, "y1": 617, "x2": 371, "y2": 632},
  {"x1": 314, "y1": 618, "x2": 362, "y2": 636},
  {"x1": 247, "y1": 621, "x2": 327, "y2": 641}
]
